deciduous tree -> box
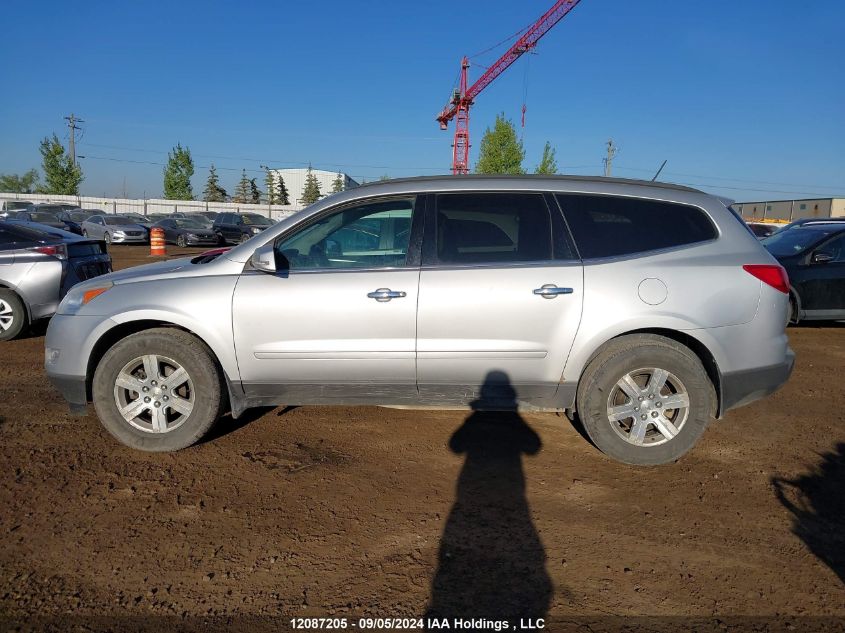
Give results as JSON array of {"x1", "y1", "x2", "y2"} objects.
[
  {"x1": 0, "y1": 169, "x2": 40, "y2": 193},
  {"x1": 535, "y1": 141, "x2": 558, "y2": 175},
  {"x1": 39, "y1": 135, "x2": 83, "y2": 195},
  {"x1": 475, "y1": 114, "x2": 524, "y2": 175}
]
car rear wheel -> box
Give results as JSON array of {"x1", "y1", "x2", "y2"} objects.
[
  {"x1": 576, "y1": 334, "x2": 715, "y2": 466},
  {"x1": 0, "y1": 290, "x2": 27, "y2": 341},
  {"x1": 176, "y1": 234, "x2": 186, "y2": 248},
  {"x1": 92, "y1": 328, "x2": 226, "y2": 451},
  {"x1": 787, "y1": 294, "x2": 798, "y2": 326}
]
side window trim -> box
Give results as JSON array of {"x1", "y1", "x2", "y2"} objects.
[
  {"x1": 270, "y1": 194, "x2": 423, "y2": 274},
  {"x1": 421, "y1": 191, "x2": 567, "y2": 268},
  {"x1": 555, "y1": 192, "x2": 718, "y2": 261}
]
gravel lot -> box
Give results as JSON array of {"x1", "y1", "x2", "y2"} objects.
[{"x1": 1, "y1": 245, "x2": 843, "y2": 631}]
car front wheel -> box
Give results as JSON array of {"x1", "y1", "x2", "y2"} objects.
[
  {"x1": 0, "y1": 290, "x2": 27, "y2": 341},
  {"x1": 177, "y1": 234, "x2": 186, "y2": 248},
  {"x1": 92, "y1": 328, "x2": 226, "y2": 451},
  {"x1": 576, "y1": 334, "x2": 715, "y2": 466},
  {"x1": 104, "y1": 232, "x2": 112, "y2": 244}
]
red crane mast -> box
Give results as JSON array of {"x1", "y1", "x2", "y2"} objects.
[{"x1": 436, "y1": 0, "x2": 582, "y2": 174}]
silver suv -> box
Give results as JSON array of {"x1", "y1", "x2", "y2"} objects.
[{"x1": 44, "y1": 176, "x2": 794, "y2": 465}]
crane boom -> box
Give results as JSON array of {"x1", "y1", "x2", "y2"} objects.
[{"x1": 436, "y1": 0, "x2": 582, "y2": 174}]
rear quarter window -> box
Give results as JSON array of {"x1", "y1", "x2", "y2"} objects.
[{"x1": 556, "y1": 194, "x2": 717, "y2": 259}]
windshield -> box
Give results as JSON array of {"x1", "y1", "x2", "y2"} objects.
[
  {"x1": 762, "y1": 228, "x2": 831, "y2": 257},
  {"x1": 104, "y1": 216, "x2": 135, "y2": 225},
  {"x1": 241, "y1": 214, "x2": 272, "y2": 226},
  {"x1": 174, "y1": 219, "x2": 208, "y2": 229},
  {"x1": 30, "y1": 212, "x2": 61, "y2": 223},
  {"x1": 123, "y1": 213, "x2": 147, "y2": 221},
  {"x1": 8, "y1": 202, "x2": 32, "y2": 211}
]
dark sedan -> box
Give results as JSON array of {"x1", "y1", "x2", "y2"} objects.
[
  {"x1": 153, "y1": 217, "x2": 220, "y2": 247},
  {"x1": 762, "y1": 223, "x2": 845, "y2": 324},
  {"x1": 11, "y1": 210, "x2": 84, "y2": 235}
]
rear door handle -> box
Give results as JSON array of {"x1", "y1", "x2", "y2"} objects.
[
  {"x1": 367, "y1": 288, "x2": 407, "y2": 302},
  {"x1": 533, "y1": 284, "x2": 574, "y2": 299}
]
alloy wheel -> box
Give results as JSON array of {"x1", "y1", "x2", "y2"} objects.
[
  {"x1": 113, "y1": 354, "x2": 194, "y2": 434},
  {"x1": 0, "y1": 299, "x2": 14, "y2": 332},
  {"x1": 606, "y1": 367, "x2": 690, "y2": 447}
]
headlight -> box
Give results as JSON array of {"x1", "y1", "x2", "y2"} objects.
[
  {"x1": 113, "y1": 230, "x2": 126, "y2": 236},
  {"x1": 57, "y1": 281, "x2": 113, "y2": 315},
  {"x1": 251, "y1": 227, "x2": 261, "y2": 234},
  {"x1": 187, "y1": 233, "x2": 197, "y2": 239}
]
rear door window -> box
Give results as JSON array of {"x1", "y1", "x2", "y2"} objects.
[
  {"x1": 556, "y1": 194, "x2": 717, "y2": 259},
  {"x1": 433, "y1": 193, "x2": 557, "y2": 265}
]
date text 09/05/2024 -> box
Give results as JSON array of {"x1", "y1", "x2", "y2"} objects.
[{"x1": 289, "y1": 617, "x2": 546, "y2": 630}]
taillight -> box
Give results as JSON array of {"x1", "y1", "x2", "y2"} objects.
[
  {"x1": 743, "y1": 264, "x2": 789, "y2": 294},
  {"x1": 30, "y1": 244, "x2": 68, "y2": 260}
]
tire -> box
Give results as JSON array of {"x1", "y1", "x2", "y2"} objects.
[
  {"x1": 104, "y1": 232, "x2": 112, "y2": 244},
  {"x1": 215, "y1": 232, "x2": 226, "y2": 246},
  {"x1": 239, "y1": 233, "x2": 250, "y2": 244},
  {"x1": 82, "y1": 229, "x2": 88, "y2": 237},
  {"x1": 787, "y1": 294, "x2": 798, "y2": 326},
  {"x1": 0, "y1": 290, "x2": 27, "y2": 342},
  {"x1": 92, "y1": 328, "x2": 226, "y2": 451},
  {"x1": 177, "y1": 234, "x2": 186, "y2": 248},
  {"x1": 576, "y1": 334, "x2": 715, "y2": 466}
]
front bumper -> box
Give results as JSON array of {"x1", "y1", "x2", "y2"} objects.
[
  {"x1": 112, "y1": 234, "x2": 148, "y2": 243},
  {"x1": 47, "y1": 372, "x2": 88, "y2": 415},
  {"x1": 721, "y1": 349, "x2": 795, "y2": 413},
  {"x1": 186, "y1": 236, "x2": 219, "y2": 245}
]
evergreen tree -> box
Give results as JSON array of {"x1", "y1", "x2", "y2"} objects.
[
  {"x1": 0, "y1": 169, "x2": 40, "y2": 193},
  {"x1": 202, "y1": 164, "x2": 227, "y2": 202},
  {"x1": 535, "y1": 141, "x2": 558, "y2": 175},
  {"x1": 39, "y1": 135, "x2": 83, "y2": 195},
  {"x1": 330, "y1": 171, "x2": 345, "y2": 193},
  {"x1": 163, "y1": 143, "x2": 194, "y2": 200},
  {"x1": 264, "y1": 169, "x2": 277, "y2": 205},
  {"x1": 249, "y1": 178, "x2": 262, "y2": 204},
  {"x1": 474, "y1": 113, "x2": 525, "y2": 175},
  {"x1": 300, "y1": 165, "x2": 322, "y2": 205},
  {"x1": 233, "y1": 169, "x2": 251, "y2": 203},
  {"x1": 277, "y1": 174, "x2": 290, "y2": 205}
]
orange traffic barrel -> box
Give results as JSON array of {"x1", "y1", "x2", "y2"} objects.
[{"x1": 150, "y1": 227, "x2": 166, "y2": 256}]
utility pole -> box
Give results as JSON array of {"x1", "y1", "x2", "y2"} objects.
[
  {"x1": 602, "y1": 138, "x2": 617, "y2": 177},
  {"x1": 64, "y1": 113, "x2": 84, "y2": 166}
]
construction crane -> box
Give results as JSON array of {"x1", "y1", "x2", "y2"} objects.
[{"x1": 436, "y1": 0, "x2": 582, "y2": 174}]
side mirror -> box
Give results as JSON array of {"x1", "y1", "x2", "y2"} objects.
[
  {"x1": 812, "y1": 252, "x2": 834, "y2": 264},
  {"x1": 250, "y1": 242, "x2": 276, "y2": 273}
]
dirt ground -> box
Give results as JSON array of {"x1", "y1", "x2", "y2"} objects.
[{"x1": 1, "y1": 245, "x2": 843, "y2": 632}]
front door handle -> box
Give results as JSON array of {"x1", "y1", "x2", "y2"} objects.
[
  {"x1": 533, "y1": 284, "x2": 574, "y2": 299},
  {"x1": 367, "y1": 288, "x2": 407, "y2": 302}
]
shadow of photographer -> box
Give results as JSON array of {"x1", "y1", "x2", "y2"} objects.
[{"x1": 426, "y1": 370, "x2": 552, "y2": 626}]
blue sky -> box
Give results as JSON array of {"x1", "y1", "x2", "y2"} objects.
[{"x1": 1, "y1": 0, "x2": 843, "y2": 202}]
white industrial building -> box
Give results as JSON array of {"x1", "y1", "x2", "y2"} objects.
[{"x1": 271, "y1": 168, "x2": 358, "y2": 205}]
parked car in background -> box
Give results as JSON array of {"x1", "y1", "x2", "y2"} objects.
[
  {"x1": 152, "y1": 217, "x2": 220, "y2": 247},
  {"x1": 9, "y1": 208, "x2": 84, "y2": 235},
  {"x1": 0, "y1": 222, "x2": 111, "y2": 340},
  {"x1": 145, "y1": 213, "x2": 170, "y2": 223},
  {"x1": 80, "y1": 215, "x2": 149, "y2": 244},
  {"x1": 212, "y1": 212, "x2": 274, "y2": 244},
  {"x1": 1, "y1": 200, "x2": 34, "y2": 218},
  {"x1": 774, "y1": 217, "x2": 845, "y2": 233},
  {"x1": 194, "y1": 211, "x2": 219, "y2": 223},
  {"x1": 762, "y1": 223, "x2": 845, "y2": 324},
  {"x1": 119, "y1": 212, "x2": 154, "y2": 228},
  {"x1": 63, "y1": 210, "x2": 94, "y2": 224},
  {"x1": 746, "y1": 222, "x2": 780, "y2": 239},
  {"x1": 46, "y1": 176, "x2": 793, "y2": 465}
]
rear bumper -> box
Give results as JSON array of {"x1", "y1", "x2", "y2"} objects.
[
  {"x1": 721, "y1": 349, "x2": 795, "y2": 413},
  {"x1": 47, "y1": 372, "x2": 88, "y2": 415}
]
